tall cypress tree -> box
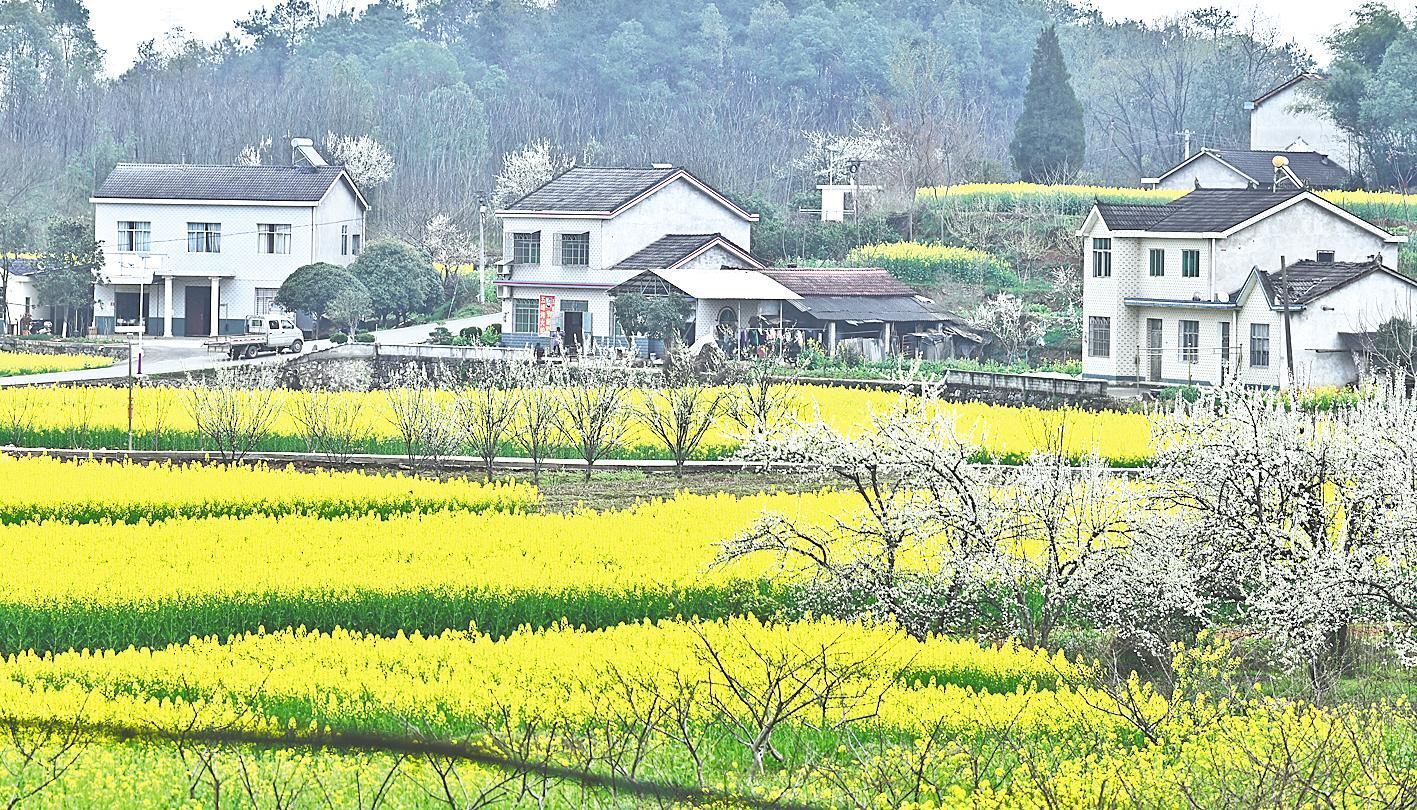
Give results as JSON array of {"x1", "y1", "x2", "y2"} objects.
[{"x1": 1009, "y1": 26, "x2": 1086, "y2": 184}]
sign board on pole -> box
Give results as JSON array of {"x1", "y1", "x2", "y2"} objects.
[{"x1": 537, "y1": 295, "x2": 556, "y2": 336}]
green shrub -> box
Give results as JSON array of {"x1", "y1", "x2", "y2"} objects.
[
  {"x1": 353, "y1": 332, "x2": 375, "y2": 344},
  {"x1": 329, "y1": 332, "x2": 349, "y2": 345}
]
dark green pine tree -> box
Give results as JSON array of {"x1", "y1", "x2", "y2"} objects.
[{"x1": 1009, "y1": 26, "x2": 1086, "y2": 184}]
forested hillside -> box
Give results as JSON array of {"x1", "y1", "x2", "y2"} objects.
[{"x1": 3, "y1": 0, "x2": 1308, "y2": 242}]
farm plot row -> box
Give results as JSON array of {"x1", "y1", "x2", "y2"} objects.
[{"x1": 0, "y1": 383, "x2": 1155, "y2": 465}]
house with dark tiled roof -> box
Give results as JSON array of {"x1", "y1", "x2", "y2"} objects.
[
  {"x1": 1079, "y1": 187, "x2": 1410, "y2": 388},
  {"x1": 495, "y1": 165, "x2": 762, "y2": 350},
  {"x1": 89, "y1": 138, "x2": 369, "y2": 337},
  {"x1": 1146, "y1": 148, "x2": 1353, "y2": 192}
]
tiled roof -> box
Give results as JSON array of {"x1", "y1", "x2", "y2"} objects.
[
  {"x1": 612, "y1": 234, "x2": 759, "y2": 270},
  {"x1": 758, "y1": 267, "x2": 918, "y2": 296},
  {"x1": 94, "y1": 164, "x2": 352, "y2": 203},
  {"x1": 4, "y1": 258, "x2": 39, "y2": 277},
  {"x1": 1165, "y1": 149, "x2": 1352, "y2": 189},
  {"x1": 502, "y1": 167, "x2": 677, "y2": 213},
  {"x1": 1108, "y1": 188, "x2": 1308, "y2": 234},
  {"x1": 1094, "y1": 203, "x2": 1170, "y2": 230},
  {"x1": 1258, "y1": 258, "x2": 1400, "y2": 306},
  {"x1": 791, "y1": 294, "x2": 950, "y2": 322}
]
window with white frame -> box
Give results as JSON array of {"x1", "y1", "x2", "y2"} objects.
[
  {"x1": 1087, "y1": 316, "x2": 1110, "y2": 357},
  {"x1": 560, "y1": 232, "x2": 590, "y2": 266},
  {"x1": 513, "y1": 298, "x2": 538, "y2": 333},
  {"x1": 1181, "y1": 249, "x2": 1200, "y2": 278},
  {"x1": 257, "y1": 224, "x2": 291, "y2": 255},
  {"x1": 351, "y1": 233, "x2": 361, "y2": 255},
  {"x1": 117, "y1": 221, "x2": 150, "y2": 253},
  {"x1": 1316, "y1": 250, "x2": 1335, "y2": 263},
  {"x1": 254, "y1": 288, "x2": 279, "y2": 315},
  {"x1": 1091, "y1": 238, "x2": 1112, "y2": 278},
  {"x1": 1148, "y1": 248, "x2": 1164, "y2": 277},
  {"x1": 1179, "y1": 319, "x2": 1199, "y2": 362},
  {"x1": 187, "y1": 222, "x2": 221, "y2": 253},
  {"x1": 341, "y1": 225, "x2": 350, "y2": 256},
  {"x1": 513, "y1": 232, "x2": 541, "y2": 265},
  {"x1": 1250, "y1": 323, "x2": 1271, "y2": 367}
]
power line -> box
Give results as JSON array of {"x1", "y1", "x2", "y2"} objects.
[{"x1": 0, "y1": 716, "x2": 822, "y2": 810}]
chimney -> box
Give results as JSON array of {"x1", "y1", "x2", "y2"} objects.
[{"x1": 291, "y1": 138, "x2": 328, "y2": 168}]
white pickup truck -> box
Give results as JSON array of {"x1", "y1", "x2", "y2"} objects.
[{"x1": 206, "y1": 316, "x2": 305, "y2": 360}]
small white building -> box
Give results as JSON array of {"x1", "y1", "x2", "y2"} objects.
[
  {"x1": 1246, "y1": 73, "x2": 1357, "y2": 172},
  {"x1": 1145, "y1": 148, "x2": 1351, "y2": 192},
  {"x1": 1080, "y1": 187, "x2": 1410, "y2": 388},
  {"x1": 495, "y1": 165, "x2": 760, "y2": 350},
  {"x1": 90, "y1": 141, "x2": 369, "y2": 337}
]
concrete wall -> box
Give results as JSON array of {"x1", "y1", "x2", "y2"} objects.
[
  {"x1": 1156, "y1": 154, "x2": 1251, "y2": 191},
  {"x1": 1289, "y1": 272, "x2": 1417, "y2": 387},
  {"x1": 1250, "y1": 81, "x2": 1356, "y2": 170}
]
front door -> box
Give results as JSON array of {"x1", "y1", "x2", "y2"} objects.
[
  {"x1": 185, "y1": 286, "x2": 211, "y2": 337},
  {"x1": 1147, "y1": 318, "x2": 1163, "y2": 382},
  {"x1": 562, "y1": 311, "x2": 584, "y2": 350}
]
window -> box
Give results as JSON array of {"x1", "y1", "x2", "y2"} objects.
[
  {"x1": 254, "y1": 288, "x2": 279, "y2": 315},
  {"x1": 1148, "y1": 248, "x2": 1165, "y2": 277},
  {"x1": 341, "y1": 226, "x2": 349, "y2": 256},
  {"x1": 1179, "y1": 320, "x2": 1199, "y2": 362},
  {"x1": 1087, "y1": 316, "x2": 1111, "y2": 357},
  {"x1": 1091, "y1": 238, "x2": 1112, "y2": 278},
  {"x1": 117, "y1": 221, "x2": 150, "y2": 253},
  {"x1": 513, "y1": 298, "x2": 538, "y2": 333},
  {"x1": 351, "y1": 233, "x2": 361, "y2": 256},
  {"x1": 257, "y1": 224, "x2": 291, "y2": 255},
  {"x1": 280, "y1": 319, "x2": 295, "y2": 330},
  {"x1": 560, "y1": 232, "x2": 590, "y2": 266},
  {"x1": 187, "y1": 222, "x2": 221, "y2": 253},
  {"x1": 1317, "y1": 250, "x2": 1336, "y2": 263},
  {"x1": 1181, "y1": 249, "x2": 1200, "y2": 278},
  {"x1": 1250, "y1": 323, "x2": 1271, "y2": 367},
  {"x1": 513, "y1": 232, "x2": 541, "y2": 265}
]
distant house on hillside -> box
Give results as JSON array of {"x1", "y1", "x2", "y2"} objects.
[
  {"x1": 1079, "y1": 187, "x2": 1411, "y2": 388},
  {"x1": 1246, "y1": 73, "x2": 1358, "y2": 172},
  {"x1": 1145, "y1": 148, "x2": 1352, "y2": 192},
  {"x1": 495, "y1": 165, "x2": 762, "y2": 350},
  {"x1": 90, "y1": 138, "x2": 369, "y2": 337}
]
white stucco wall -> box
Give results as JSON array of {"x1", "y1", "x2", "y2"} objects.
[
  {"x1": 1212, "y1": 200, "x2": 1389, "y2": 294},
  {"x1": 1250, "y1": 81, "x2": 1356, "y2": 170},
  {"x1": 1155, "y1": 155, "x2": 1252, "y2": 191},
  {"x1": 1289, "y1": 272, "x2": 1417, "y2": 387},
  {"x1": 602, "y1": 180, "x2": 752, "y2": 265}
]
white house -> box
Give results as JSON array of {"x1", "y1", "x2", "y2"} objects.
[
  {"x1": 1246, "y1": 73, "x2": 1357, "y2": 171},
  {"x1": 1080, "y1": 187, "x2": 1411, "y2": 388},
  {"x1": 90, "y1": 140, "x2": 369, "y2": 337},
  {"x1": 1145, "y1": 148, "x2": 1352, "y2": 191},
  {"x1": 495, "y1": 165, "x2": 761, "y2": 350}
]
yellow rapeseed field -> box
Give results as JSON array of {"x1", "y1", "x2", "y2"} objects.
[
  {"x1": 0, "y1": 383, "x2": 1156, "y2": 463},
  {"x1": 0, "y1": 455, "x2": 537, "y2": 522},
  {"x1": 0, "y1": 351, "x2": 113, "y2": 376}
]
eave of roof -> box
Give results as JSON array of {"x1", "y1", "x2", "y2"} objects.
[{"x1": 498, "y1": 167, "x2": 758, "y2": 222}]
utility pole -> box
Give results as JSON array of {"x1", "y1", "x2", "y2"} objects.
[
  {"x1": 477, "y1": 196, "x2": 488, "y2": 305},
  {"x1": 1177, "y1": 129, "x2": 1194, "y2": 160},
  {"x1": 1281, "y1": 254, "x2": 1296, "y2": 386}
]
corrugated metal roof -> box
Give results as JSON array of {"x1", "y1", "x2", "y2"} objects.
[
  {"x1": 94, "y1": 163, "x2": 353, "y2": 203},
  {"x1": 649, "y1": 269, "x2": 800, "y2": 300},
  {"x1": 790, "y1": 294, "x2": 948, "y2": 322}
]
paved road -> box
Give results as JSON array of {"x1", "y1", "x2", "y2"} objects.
[
  {"x1": 369, "y1": 313, "x2": 500, "y2": 345},
  {"x1": 0, "y1": 313, "x2": 504, "y2": 387}
]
